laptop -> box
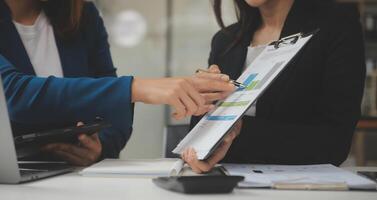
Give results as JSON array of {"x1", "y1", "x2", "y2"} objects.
[{"x1": 0, "y1": 76, "x2": 74, "y2": 184}]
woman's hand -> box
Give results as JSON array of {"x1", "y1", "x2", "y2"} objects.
[
  {"x1": 181, "y1": 120, "x2": 243, "y2": 173},
  {"x1": 132, "y1": 71, "x2": 235, "y2": 120},
  {"x1": 42, "y1": 122, "x2": 102, "y2": 166}
]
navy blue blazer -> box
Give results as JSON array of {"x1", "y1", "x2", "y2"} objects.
[{"x1": 0, "y1": 1, "x2": 134, "y2": 158}]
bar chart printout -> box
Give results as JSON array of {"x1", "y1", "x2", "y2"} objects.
[{"x1": 173, "y1": 35, "x2": 313, "y2": 160}]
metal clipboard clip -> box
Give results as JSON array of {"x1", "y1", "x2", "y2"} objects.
[{"x1": 271, "y1": 29, "x2": 320, "y2": 49}]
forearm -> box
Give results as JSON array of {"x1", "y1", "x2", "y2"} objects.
[{"x1": 1, "y1": 55, "x2": 134, "y2": 132}]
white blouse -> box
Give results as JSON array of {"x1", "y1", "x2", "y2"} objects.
[{"x1": 14, "y1": 11, "x2": 63, "y2": 77}]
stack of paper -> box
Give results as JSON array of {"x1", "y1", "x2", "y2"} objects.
[
  {"x1": 223, "y1": 164, "x2": 376, "y2": 190},
  {"x1": 80, "y1": 159, "x2": 184, "y2": 177}
]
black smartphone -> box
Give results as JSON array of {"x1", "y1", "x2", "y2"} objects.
[{"x1": 14, "y1": 119, "x2": 111, "y2": 149}]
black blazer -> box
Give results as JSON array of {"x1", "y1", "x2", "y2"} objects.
[{"x1": 191, "y1": 1, "x2": 365, "y2": 166}]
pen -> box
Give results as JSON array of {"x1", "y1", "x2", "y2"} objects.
[{"x1": 196, "y1": 69, "x2": 246, "y2": 88}]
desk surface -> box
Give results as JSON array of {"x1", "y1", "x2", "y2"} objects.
[{"x1": 1, "y1": 167, "x2": 376, "y2": 200}]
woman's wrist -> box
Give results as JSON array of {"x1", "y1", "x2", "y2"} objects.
[{"x1": 131, "y1": 78, "x2": 144, "y2": 103}]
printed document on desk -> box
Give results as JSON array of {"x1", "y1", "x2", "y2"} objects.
[
  {"x1": 223, "y1": 164, "x2": 377, "y2": 190},
  {"x1": 80, "y1": 159, "x2": 185, "y2": 177},
  {"x1": 173, "y1": 33, "x2": 313, "y2": 160}
]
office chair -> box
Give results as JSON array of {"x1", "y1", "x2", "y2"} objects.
[{"x1": 163, "y1": 124, "x2": 190, "y2": 158}]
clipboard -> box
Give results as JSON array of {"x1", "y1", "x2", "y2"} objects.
[{"x1": 173, "y1": 29, "x2": 320, "y2": 160}]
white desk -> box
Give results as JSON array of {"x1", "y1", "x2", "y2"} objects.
[{"x1": 0, "y1": 167, "x2": 376, "y2": 200}]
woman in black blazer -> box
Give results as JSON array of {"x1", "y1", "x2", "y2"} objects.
[{"x1": 182, "y1": 0, "x2": 365, "y2": 173}]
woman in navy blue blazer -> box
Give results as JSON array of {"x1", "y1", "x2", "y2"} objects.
[{"x1": 0, "y1": 0, "x2": 235, "y2": 165}]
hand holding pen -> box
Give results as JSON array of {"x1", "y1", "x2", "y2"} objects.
[
  {"x1": 196, "y1": 68, "x2": 246, "y2": 89},
  {"x1": 189, "y1": 65, "x2": 238, "y2": 105},
  {"x1": 132, "y1": 65, "x2": 235, "y2": 120}
]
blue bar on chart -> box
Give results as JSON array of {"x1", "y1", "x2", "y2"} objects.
[
  {"x1": 237, "y1": 73, "x2": 258, "y2": 91},
  {"x1": 243, "y1": 73, "x2": 258, "y2": 86},
  {"x1": 207, "y1": 115, "x2": 237, "y2": 121}
]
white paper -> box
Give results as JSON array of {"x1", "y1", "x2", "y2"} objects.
[
  {"x1": 173, "y1": 36, "x2": 313, "y2": 159},
  {"x1": 80, "y1": 159, "x2": 183, "y2": 177},
  {"x1": 170, "y1": 159, "x2": 185, "y2": 176},
  {"x1": 223, "y1": 164, "x2": 377, "y2": 190}
]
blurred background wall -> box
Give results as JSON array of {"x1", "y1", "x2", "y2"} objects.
[{"x1": 94, "y1": 0, "x2": 235, "y2": 159}]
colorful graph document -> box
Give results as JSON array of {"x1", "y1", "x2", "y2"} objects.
[{"x1": 173, "y1": 33, "x2": 314, "y2": 160}]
